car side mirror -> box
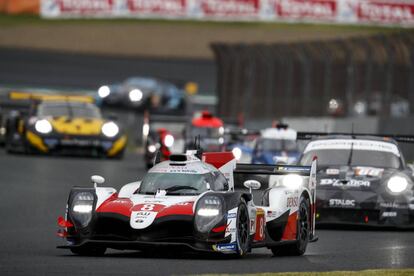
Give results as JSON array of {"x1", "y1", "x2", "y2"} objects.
[
  {"x1": 243, "y1": 180, "x2": 261, "y2": 193},
  {"x1": 91, "y1": 175, "x2": 105, "y2": 187}
]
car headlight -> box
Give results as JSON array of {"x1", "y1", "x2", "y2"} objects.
[
  {"x1": 101, "y1": 122, "x2": 119, "y2": 138},
  {"x1": 71, "y1": 192, "x2": 94, "y2": 228},
  {"x1": 164, "y1": 134, "x2": 174, "y2": 147},
  {"x1": 195, "y1": 195, "x2": 223, "y2": 233},
  {"x1": 98, "y1": 85, "x2": 111, "y2": 98},
  {"x1": 282, "y1": 174, "x2": 303, "y2": 189},
  {"x1": 129, "y1": 89, "x2": 143, "y2": 102},
  {"x1": 148, "y1": 144, "x2": 157, "y2": 153},
  {"x1": 232, "y1": 147, "x2": 242, "y2": 161},
  {"x1": 387, "y1": 176, "x2": 408, "y2": 193},
  {"x1": 35, "y1": 119, "x2": 53, "y2": 134}
]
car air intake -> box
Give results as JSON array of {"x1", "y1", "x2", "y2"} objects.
[{"x1": 169, "y1": 154, "x2": 187, "y2": 162}]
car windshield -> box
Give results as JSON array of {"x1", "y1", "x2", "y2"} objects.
[
  {"x1": 257, "y1": 138, "x2": 298, "y2": 152},
  {"x1": 190, "y1": 127, "x2": 221, "y2": 139},
  {"x1": 125, "y1": 78, "x2": 158, "y2": 89},
  {"x1": 300, "y1": 149, "x2": 401, "y2": 169},
  {"x1": 37, "y1": 103, "x2": 102, "y2": 118},
  {"x1": 138, "y1": 173, "x2": 210, "y2": 195}
]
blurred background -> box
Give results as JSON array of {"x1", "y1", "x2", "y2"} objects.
[{"x1": 1, "y1": 0, "x2": 414, "y2": 157}]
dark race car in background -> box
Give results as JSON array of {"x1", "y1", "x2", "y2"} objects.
[
  {"x1": 4, "y1": 91, "x2": 127, "y2": 158},
  {"x1": 97, "y1": 77, "x2": 195, "y2": 114},
  {"x1": 283, "y1": 133, "x2": 414, "y2": 228}
]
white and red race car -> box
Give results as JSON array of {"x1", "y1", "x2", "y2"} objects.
[{"x1": 57, "y1": 151, "x2": 318, "y2": 257}]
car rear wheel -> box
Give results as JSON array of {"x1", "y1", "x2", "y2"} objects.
[
  {"x1": 271, "y1": 196, "x2": 310, "y2": 256},
  {"x1": 70, "y1": 246, "x2": 106, "y2": 256},
  {"x1": 236, "y1": 199, "x2": 250, "y2": 257}
]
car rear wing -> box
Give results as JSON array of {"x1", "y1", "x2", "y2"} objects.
[
  {"x1": 234, "y1": 163, "x2": 311, "y2": 176},
  {"x1": 297, "y1": 132, "x2": 414, "y2": 144},
  {"x1": 8, "y1": 91, "x2": 95, "y2": 104}
]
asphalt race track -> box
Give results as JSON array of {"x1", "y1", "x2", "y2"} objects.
[
  {"x1": 0, "y1": 47, "x2": 216, "y2": 93},
  {"x1": 0, "y1": 151, "x2": 413, "y2": 276}
]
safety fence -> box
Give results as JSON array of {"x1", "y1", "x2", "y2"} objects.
[
  {"x1": 39, "y1": 0, "x2": 414, "y2": 27},
  {"x1": 212, "y1": 31, "x2": 414, "y2": 120}
]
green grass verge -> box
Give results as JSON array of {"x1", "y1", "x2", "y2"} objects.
[
  {"x1": 192, "y1": 269, "x2": 414, "y2": 276},
  {"x1": 0, "y1": 13, "x2": 400, "y2": 33}
]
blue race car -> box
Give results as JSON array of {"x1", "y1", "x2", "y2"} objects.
[{"x1": 252, "y1": 127, "x2": 300, "y2": 165}]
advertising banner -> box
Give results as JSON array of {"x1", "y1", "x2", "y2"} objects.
[
  {"x1": 199, "y1": 0, "x2": 260, "y2": 18},
  {"x1": 40, "y1": 0, "x2": 414, "y2": 27},
  {"x1": 356, "y1": 0, "x2": 414, "y2": 24},
  {"x1": 127, "y1": 0, "x2": 187, "y2": 16},
  {"x1": 273, "y1": 0, "x2": 337, "y2": 21}
]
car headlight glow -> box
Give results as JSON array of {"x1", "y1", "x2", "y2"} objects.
[
  {"x1": 232, "y1": 147, "x2": 242, "y2": 161},
  {"x1": 195, "y1": 195, "x2": 223, "y2": 233},
  {"x1": 219, "y1": 127, "x2": 224, "y2": 135},
  {"x1": 282, "y1": 174, "x2": 303, "y2": 189},
  {"x1": 148, "y1": 144, "x2": 157, "y2": 153},
  {"x1": 71, "y1": 192, "x2": 94, "y2": 228},
  {"x1": 35, "y1": 119, "x2": 53, "y2": 134},
  {"x1": 129, "y1": 89, "x2": 143, "y2": 102},
  {"x1": 102, "y1": 121, "x2": 119, "y2": 138},
  {"x1": 387, "y1": 176, "x2": 408, "y2": 193},
  {"x1": 98, "y1": 85, "x2": 111, "y2": 98},
  {"x1": 164, "y1": 134, "x2": 174, "y2": 147}
]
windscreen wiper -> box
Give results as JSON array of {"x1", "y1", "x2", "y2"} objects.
[{"x1": 164, "y1": 185, "x2": 198, "y2": 194}]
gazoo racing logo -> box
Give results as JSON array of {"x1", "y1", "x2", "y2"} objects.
[{"x1": 329, "y1": 199, "x2": 356, "y2": 208}]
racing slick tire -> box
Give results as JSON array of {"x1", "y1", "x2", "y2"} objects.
[
  {"x1": 70, "y1": 246, "x2": 107, "y2": 256},
  {"x1": 236, "y1": 199, "x2": 250, "y2": 257},
  {"x1": 271, "y1": 196, "x2": 310, "y2": 256}
]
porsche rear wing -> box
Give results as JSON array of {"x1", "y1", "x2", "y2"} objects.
[
  {"x1": 297, "y1": 132, "x2": 414, "y2": 144},
  {"x1": 8, "y1": 91, "x2": 95, "y2": 104}
]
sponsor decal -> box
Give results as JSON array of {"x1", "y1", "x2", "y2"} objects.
[
  {"x1": 200, "y1": 0, "x2": 260, "y2": 17},
  {"x1": 274, "y1": 0, "x2": 337, "y2": 20},
  {"x1": 130, "y1": 210, "x2": 157, "y2": 229},
  {"x1": 354, "y1": 167, "x2": 383, "y2": 177},
  {"x1": 326, "y1": 168, "x2": 340, "y2": 175},
  {"x1": 287, "y1": 197, "x2": 298, "y2": 207},
  {"x1": 304, "y1": 139, "x2": 400, "y2": 156},
  {"x1": 380, "y1": 202, "x2": 400, "y2": 208},
  {"x1": 320, "y1": 178, "x2": 370, "y2": 188},
  {"x1": 276, "y1": 166, "x2": 310, "y2": 172},
  {"x1": 250, "y1": 219, "x2": 255, "y2": 233},
  {"x1": 227, "y1": 212, "x2": 237, "y2": 219},
  {"x1": 213, "y1": 243, "x2": 237, "y2": 252},
  {"x1": 329, "y1": 198, "x2": 356, "y2": 207},
  {"x1": 381, "y1": 211, "x2": 397, "y2": 217},
  {"x1": 127, "y1": 0, "x2": 187, "y2": 15},
  {"x1": 356, "y1": 1, "x2": 414, "y2": 23}
]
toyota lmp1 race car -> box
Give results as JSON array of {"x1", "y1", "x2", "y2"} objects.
[
  {"x1": 57, "y1": 151, "x2": 318, "y2": 257},
  {"x1": 4, "y1": 91, "x2": 127, "y2": 158},
  {"x1": 285, "y1": 133, "x2": 414, "y2": 228}
]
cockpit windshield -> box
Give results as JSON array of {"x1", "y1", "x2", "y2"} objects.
[
  {"x1": 138, "y1": 173, "x2": 210, "y2": 195},
  {"x1": 37, "y1": 103, "x2": 102, "y2": 118}
]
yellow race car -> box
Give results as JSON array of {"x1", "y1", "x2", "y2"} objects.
[{"x1": 4, "y1": 92, "x2": 127, "y2": 158}]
